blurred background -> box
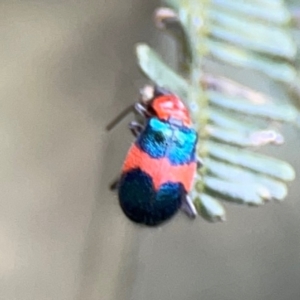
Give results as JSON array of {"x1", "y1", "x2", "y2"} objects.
[{"x1": 1, "y1": 1, "x2": 300, "y2": 300}]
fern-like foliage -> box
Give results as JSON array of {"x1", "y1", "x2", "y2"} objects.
[{"x1": 135, "y1": 0, "x2": 300, "y2": 222}]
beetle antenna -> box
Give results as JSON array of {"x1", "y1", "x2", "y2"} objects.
[{"x1": 106, "y1": 104, "x2": 135, "y2": 131}]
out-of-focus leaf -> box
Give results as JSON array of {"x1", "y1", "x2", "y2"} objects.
[
  {"x1": 206, "y1": 141, "x2": 295, "y2": 181},
  {"x1": 208, "y1": 9, "x2": 296, "y2": 59},
  {"x1": 211, "y1": 0, "x2": 291, "y2": 24},
  {"x1": 205, "y1": 158, "x2": 287, "y2": 201},
  {"x1": 201, "y1": 73, "x2": 271, "y2": 104},
  {"x1": 165, "y1": 0, "x2": 297, "y2": 85},
  {"x1": 194, "y1": 194, "x2": 226, "y2": 222},
  {"x1": 205, "y1": 125, "x2": 283, "y2": 147},
  {"x1": 136, "y1": 44, "x2": 188, "y2": 99},
  {"x1": 208, "y1": 91, "x2": 299, "y2": 123},
  {"x1": 208, "y1": 108, "x2": 266, "y2": 131},
  {"x1": 206, "y1": 40, "x2": 297, "y2": 83},
  {"x1": 202, "y1": 176, "x2": 265, "y2": 205}
]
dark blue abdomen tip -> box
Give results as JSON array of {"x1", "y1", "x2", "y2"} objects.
[{"x1": 118, "y1": 168, "x2": 184, "y2": 226}]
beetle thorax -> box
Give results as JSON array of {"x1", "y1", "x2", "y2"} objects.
[{"x1": 150, "y1": 95, "x2": 192, "y2": 126}]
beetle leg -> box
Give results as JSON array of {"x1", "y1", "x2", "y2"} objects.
[
  {"x1": 197, "y1": 157, "x2": 204, "y2": 169},
  {"x1": 106, "y1": 104, "x2": 135, "y2": 131},
  {"x1": 109, "y1": 177, "x2": 120, "y2": 191},
  {"x1": 134, "y1": 103, "x2": 148, "y2": 117},
  {"x1": 129, "y1": 121, "x2": 144, "y2": 137},
  {"x1": 181, "y1": 194, "x2": 197, "y2": 218}
]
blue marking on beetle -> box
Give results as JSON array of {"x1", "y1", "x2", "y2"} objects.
[
  {"x1": 137, "y1": 118, "x2": 172, "y2": 159},
  {"x1": 137, "y1": 118, "x2": 198, "y2": 165},
  {"x1": 167, "y1": 126, "x2": 198, "y2": 165},
  {"x1": 118, "y1": 168, "x2": 184, "y2": 226}
]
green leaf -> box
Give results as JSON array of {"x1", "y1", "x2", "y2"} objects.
[
  {"x1": 206, "y1": 40, "x2": 297, "y2": 83},
  {"x1": 208, "y1": 9, "x2": 296, "y2": 59},
  {"x1": 211, "y1": 0, "x2": 291, "y2": 24},
  {"x1": 204, "y1": 125, "x2": 283, "y2": 148},
  {"x1": 205, "y1": 158, "x2": 287, "y2": 201},
  {"x1": 135, "y1": 0, "x2": 298, "y2": 221},
  {"x1": 206, "y1": 141, "x2": 295, "y2": 181},
  {"x1": 136, "y1": 44, "x2": 188, "y2": 99},
  {"x1": 202, "y1": 176, "x2": 265, "y2": 205},
  {"x1": 208, "y1": 108, "x2": 266, "y2": 131},
  {"x1": 207, "y1": 91, "x2": 299, "y2": 123},
  {"x1": 194, "y1": 194, "x2": 226, "y2": 222}
]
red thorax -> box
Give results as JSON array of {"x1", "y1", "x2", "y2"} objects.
[{"x1": 149, "y1": 94, "x2": 192, "y2": 127}]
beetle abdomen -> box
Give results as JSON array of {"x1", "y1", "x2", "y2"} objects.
[
  {"x1": 118, "y1": 168, "x2": 184, "y2": 226},
  {"x1": 118, "y1": 117, "x2": 198, "y2": 226}
]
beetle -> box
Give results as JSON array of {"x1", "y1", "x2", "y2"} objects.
[{"x1": 107, "y1": 85, "x2": 201, "y2": 226}]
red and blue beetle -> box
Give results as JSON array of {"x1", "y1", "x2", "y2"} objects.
[{"x1": 107, "y1": 85, "x2": 201, "y2": 226}]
